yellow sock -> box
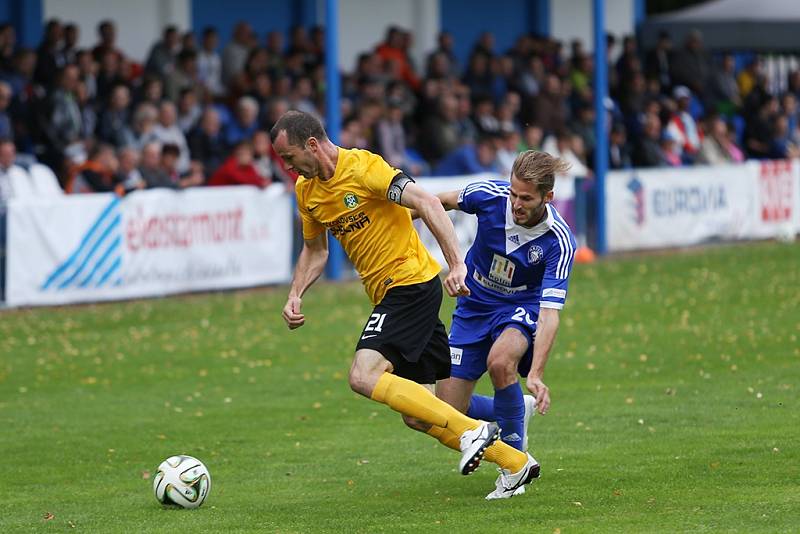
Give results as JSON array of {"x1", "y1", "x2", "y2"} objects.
[
  {"x1": 484, "y1": 441, "x2": 528, "y2": 472},
  {"x1": 371, "y1": 373, "x2": 479, "y2": 437},
  {"x1": 426, "y1": 425, "x2": 460, "y2": 451}
]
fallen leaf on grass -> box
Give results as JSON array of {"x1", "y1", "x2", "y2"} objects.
[
  {"x1": 43, "y1": 512, "x2": 54, "y2": 520},
  {"x1": 141, "y1": 470, "x2": 151, "y2": 479}
]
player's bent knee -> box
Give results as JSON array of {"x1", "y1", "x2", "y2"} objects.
[{"x1": 487, "y1": 356, "x2": 517, "y2": 387}]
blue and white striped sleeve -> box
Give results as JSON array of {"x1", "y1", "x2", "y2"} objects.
[
  {"x1": 540, "y1": 222, "x2": 577, "y2": 310},
  {"x1": 457, "y1": 180, "x2": 509, "y2": 214}
]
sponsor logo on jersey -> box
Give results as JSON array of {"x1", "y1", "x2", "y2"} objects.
[
  {"x1": 450, "y1": 347, "x2": 463, "y2": 365},
  {"x1": 527, "y1": 244, "x2": 544, "y2": 265},
  {"x1": 508, "y1": 234, "x2": 520, "y2": 245},
  {"x1": 324, "y1": 210, "x2": 371, "y2": 236},
  {"x1": 343, "y1": 192, "x2": 359, "y2": 209},
  {"x1": 488, "y1": 253, "x2": 515, "y2": 285}
]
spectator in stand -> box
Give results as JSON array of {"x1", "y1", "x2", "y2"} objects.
[
  {"x1": 71, "y1": 143, "x2": 119, "y2": 193},
  {"x1": 224, "y1": 96, "x2": 259, "y2": 147},
  {"x1": 660, "y1": 130, "x2": 683, "y2": 167},
  {"x1": 96, "y1": 49, "x2": 126, "y2": 105},
  {"x1": 427, "y1": 32, "x2": 459, "y2": 78},
  {"x1": 670, "y1": 30, "x2": 710, "y2": 102},
  {"x1": 781, "y1": 92, "x2": 800, "y2": 145},
  {"x1": 454, "y1": 84, "x2": 478, "y2": 144},
  {"x1": 787, "y1": 69, "x2": 800, "y2": 103},
  {"x1": 139, "y1": 141, "x2": 171, "y2": 188},
  {"x1": 432, "y1": 134, "x2": 500, "y2": 176},
  {"x1": 472, "y1": 95, "x2": 500, "y2": 134},
  {"x1": 666, "y1": 85, "x2": 703, "y2": 161},
  {"x1": 176, "y1": 88, "x2": 201, "y2": 133},
  {"x1": 47, "y1": 64, "x2": 84, "y2": 172},
  {"x1": 62, "y1": 23, "x2": 79, "y2": 65},
  {"x1": 289, "y1": 76, "x2": 318, "y2": 115},
  {"x1": 208, "y1": 140, "x2": 270, "y2": 187},
  {"x1": 97, "y1": 84, "x2": 133, "y2": 148},
  {"x1": 265, "y1": 31, "x2": 286, "y2": 76},
  {"x1": 737, "y1": 58, "x2": 762, "y2": 100},
  {"x1": 130, "y1": 102, "x2": 159, "y2": 150},
  {"x1": 135, "y1": 77, "x2": 165, "y2": 109},
  {"x1": 375, "y1": 97, "x2": 421, "y2": 174},
  {"x1": 527, "y1": 74, "x2": 567, "y2": 136},
  {"x1": 76, "y1": 49, "x2": 98, "y2": 101},
  {"x1": 633, "y1": 112, "x2": 666, "y2": 167},
  {"x1": 569, "y1": 103, "x2": 597, "y2": 161},
  {"x1": 115, "y1": 146, "x2": 145, "y2": 191},
  {"x1": 710, "y1": 54, "x2": 741, "y2": 117},
  {"x1": 92, "y1": 20, "x2": 124, "y2": 63},
  {"x1": 145, "y1": 26, "x2": 180, "y2": 79},
  {"x1": 161, "y1": 142, "x2": 204, "y2": 188},
  {"x1": 75, "y1": 80, "x2": 97, "y2": 142},
  {"x1": 744, "y1": 96, "x2": 778, "y2": 159},
  {"x1": 0, "y1": 82, "x2": 12, "y2": 140},
  {"x1": 462, "y1": 52, "x2": 493, "y2": 100},
  {"x1": 0, "y1": 23, "x2": 16, "y2": 73},
  {"x1": 181, "y1": 31, "x2": 197, "y2": 53},
  {"x1": 222, "y1": 22, "x2": 253, "y2": 87},
  {"x1": 519, "y1": 124, "x2": 544, "y2": 152},
  {"x1": 697, "y1": 115, "x2": 743, "y2": 165},
  {"x1": 340, "y1": 116, "x2": 369, "y2": 149},
  {"x1": 608, "y1": 123, "x2": 632, "y2": 169},
  {"x1": 376, "y1": 26, "x2": 420, "y2": 91},
  {"x1": 153, "y1": 100, "x2": 190, "y2": 173},
  {"x1": 35, "y1": 19, "x2": 64, "y2": 89},
  {"x1": 0, "y1": 138, "x2": 31, "y2": 198},
  {"x1": 418, "y1": 92, "x2": 461, "y2": 165},
  {"x1": 188, "y1": 107, "x2": 226, "y2": 175},
  {"x1": 769, "y1": 114, "x2": 800, "y2": 159},
  {"x1": 164, "y1": 49, "x2": 197, "y2": 102},
  {"x1": 197, "y1": 27, "x2": 223, "y2": 96}
]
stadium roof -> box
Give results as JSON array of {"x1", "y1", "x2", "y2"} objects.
[{"x1": 641, "y1": 0, "x2": 800, "y2": 51}]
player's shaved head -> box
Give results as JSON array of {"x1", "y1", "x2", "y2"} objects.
[
  {"x1": 511, "y1": 150, "x2": 571, "y2": 195},
  {"x1": 270, "y1": 110, "x2": 328, "y2": 147}
]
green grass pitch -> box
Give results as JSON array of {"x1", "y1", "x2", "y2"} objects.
[{"x1": 1, "y1": 241, "x2": 799, "y2": 533}]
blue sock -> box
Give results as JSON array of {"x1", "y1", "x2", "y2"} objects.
[
  {"x1": 494, "y1": 382, "x2": 525, "y2": 451},
  {"x1": 467, "y1": 394, "x2": 495, "y2": 420}
]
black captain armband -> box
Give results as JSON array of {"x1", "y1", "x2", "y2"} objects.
[{"x1": 387, "y1": 173, "x2": 415, "y2": 204}]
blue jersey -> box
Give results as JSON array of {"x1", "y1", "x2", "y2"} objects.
[{"x1": 454, "y1": 180, "x2": 576, "y2": 330}]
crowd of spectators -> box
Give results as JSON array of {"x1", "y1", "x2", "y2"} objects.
[{"x1": 0, "y1": 18, "x2": 799, "y2": 203}]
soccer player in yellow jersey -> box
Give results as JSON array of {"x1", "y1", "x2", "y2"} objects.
[{"x1": 271, "y1": 111, "x2": 539, "y2": 497}]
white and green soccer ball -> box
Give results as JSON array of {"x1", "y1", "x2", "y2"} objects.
[{"x1": 153, "y1": 455, "x2": 211, "y2": 509}]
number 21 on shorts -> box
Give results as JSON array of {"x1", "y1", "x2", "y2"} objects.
[{"x1": 364, "y1": 313, "x2": 387, "y2": 333}]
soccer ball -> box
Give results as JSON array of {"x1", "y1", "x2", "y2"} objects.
[{"x1": 153, "y1": 455, "x2": 211, "y2": 508}]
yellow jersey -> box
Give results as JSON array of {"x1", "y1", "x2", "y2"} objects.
[{"x1": 295, "y1": 147, "x2": 440, "y2": 304}]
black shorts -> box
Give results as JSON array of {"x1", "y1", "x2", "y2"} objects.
[{"x1": 355, "y1": 276, "x2": 451, "y2": 384}]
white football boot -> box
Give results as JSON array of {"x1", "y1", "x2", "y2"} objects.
[
  {"x1": 458, "y1": 421, "x2": 500, "y2": 475},
  {"x1": 485, "y1": 453, "x2": 540, "y2": 500}
]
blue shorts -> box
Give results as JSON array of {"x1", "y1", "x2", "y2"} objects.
[{"x1": 448, "y1": 303, "x2": 538, "y2": 381}]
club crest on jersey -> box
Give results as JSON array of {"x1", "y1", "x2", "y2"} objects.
[
  {"x1": 489, "y1": 253, "x2": 516, "y2": 285},
  {"x1": 528, "y1": 245, "x2": 544, "y2": 265},
  {"x1": 343, "y1": 192, "x2": 359, "y2": 209}
]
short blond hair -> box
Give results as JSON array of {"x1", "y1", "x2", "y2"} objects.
[{"x1": 511, "y1": 150, "x2": 571, "y2": 195}]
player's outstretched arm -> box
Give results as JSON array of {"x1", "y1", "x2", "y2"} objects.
[
  {"x1": 526, "y1": 307, "x2": 560, "y2": 414},
  {"x1": 399, "y1": 182, "x2": 469, "y2": 297},
  {"x1": 408, "y1": 190, "x2": 461, "y2": 219},
  {"x1": 282, "y1": 232, "x2": 329, "y2": 330}
]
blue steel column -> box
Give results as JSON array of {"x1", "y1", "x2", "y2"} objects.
[
  {"x1": 593, "y1": 0, "x2": 608, "y2": 255},
  {"x1": 324, "y1": 0, "x2": 345, "y2": 280}
]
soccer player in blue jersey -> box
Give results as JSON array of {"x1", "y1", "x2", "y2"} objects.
[{"x1": 433, "y1": 150, "x2": 576, "y2": 499}]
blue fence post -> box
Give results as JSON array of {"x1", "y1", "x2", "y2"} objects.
[
  {"x1": 593, "y1": 0, "x2": 608, "y2": 255},
  {"x1": 324, "y1": 0, "x2": 345, "y2": 280}
]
